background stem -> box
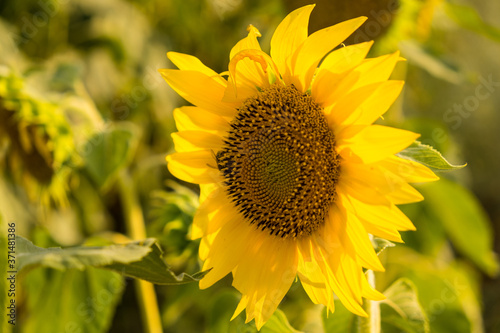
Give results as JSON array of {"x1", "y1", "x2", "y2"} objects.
[
  {"x1": 118, "y1": 170, "x2": 163, "y2": 333},
  {"x1": 358, "y1": 269, "x2": 381, "y2": 333}
]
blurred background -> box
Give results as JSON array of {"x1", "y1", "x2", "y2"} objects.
[{"x1": 0, "y1": 0, "x2": 499, "y2": 332}]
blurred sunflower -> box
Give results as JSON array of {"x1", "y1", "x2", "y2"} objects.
[{"x1": 160, "y1": 4, "x2": 438, "y2": 329}]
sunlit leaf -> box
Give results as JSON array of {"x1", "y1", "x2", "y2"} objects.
[
  {"x1": 418, "y1": 179, "x2": 499, "y2": 276},
  {"x1": 397, "y1": 140, "x2": 466, "y2": 172},
  {"x1": 322, "y1": 301, "x2": 356, "y2": 333},
  {"x1": 22, "y1": 267, "x2": 124, "y2": 333},
  {"x1": 445, "y1": 3, "x2": 500, "y2": 43},
  {"x1": 104, "y1": 239, "x2": 209, "y2": 285},
  {"x1": 380, "y1": 278, "x2": 429, "y2": 333},
  {"x1": 17, "y1": 236, "x2": 151, "y2": 271},
  {"x1": 16, "y1": 236, "x2": 207, "y2": 284}
]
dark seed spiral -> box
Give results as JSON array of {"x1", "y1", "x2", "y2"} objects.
[{"x1": 216, "y1": 84, "x2": 340, "y2": 238}]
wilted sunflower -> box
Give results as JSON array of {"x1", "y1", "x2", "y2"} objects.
[{"x1": 160, "y1": 4, "x2": 438, "y2": 329}]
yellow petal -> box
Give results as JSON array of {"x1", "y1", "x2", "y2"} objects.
[
  {"x1": 171, "y1": 131, "x2": 224, "y2": 153},
  {"x1": 229, "y1": 24, "x2": 262, "y2": 59},
  {"x1": 338, "y1": 125, "x2": 420, "y2": 164},
  {"x1": 191, "y1": 187, "x2": 233, "y2": 239},
  {"x1": 329, "y1": 80, "x2": 404, "y2": 131},
  {"x1": 329, "y1": 51, "x2": 401, "y2": 102},
  {"x1": 167, "y1": 151, "x2": 221, "y2": 184},
  {"x1": 337, "y1": 174, "x2": 391, "y2": 206},
  {"x1": 291, "y1": 17, "x2": 367, "y2": 91},
  {"x1": 361, "y1": 273, "x2": 385, "y2": 301},
  {"x1": 346, "y1": 194, "x2": 416, "y2": 232},
  {"x1": 225, "y1": 49, "x2": 279, "y2": 103},
  {"x1": 199, "y1": 183, "x2": 218, "y2": 204},
  {"x1": 173, "y1": 106, "x2": 231, "y2": 134},
  {"x1": 376, "y1": 155, "x2": 439, "y2": 183},
  {"x1": 298, "y1": 238, "x2": 336, "y2": 312},
  {"x1": 232, "y1": 236, "x2": 298, "y2": 329},
  {"x1": 312, "y1": 41, "x2": 373, "y2": 106},
  {"x1": 159, "y1": 69, "x2": 238, "y2": 117},
  {"x1": 313, "y1": 213, "x2": 367, "y2": 316},
  {"x1": 337, "y1": 195, "x2": 385, "y2": 271},
  {"x1": 340, "y1": 161, "x2": 424, "y2": 205},
  {"x1": 200, "y1": 218, "x2": 255, "y2": 289},
  {"x1": 270, "y1": 5, "x2": 315, "y2": 84},
  {"x1": 385, "y1": 182, "x2": 424, "y2": 204},
  {"x1": 167, "y1": 52, "x2": 225, "y2": 85}
]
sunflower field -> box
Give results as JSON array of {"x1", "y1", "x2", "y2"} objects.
[{"x1": 1, "y1": 0, "x2": 499, "y2": 332}]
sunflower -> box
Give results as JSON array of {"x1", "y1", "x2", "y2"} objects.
[{"x1": 160, "y1": 4, "x2": 438, "y2": 329}]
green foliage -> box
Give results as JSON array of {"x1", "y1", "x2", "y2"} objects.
[
  {"x1": 380, "y1": 247, "x2": 483, "y2": 333},
  {"x1": 397, "y1": 140, "x2": 466, "y2": 172},
  {"x1": 148, "y1": 181, "x2": 198, "y2": 258},
  {"x1": 21, "y1": 267, "x2": 124, "y2": 333},
  {"x1": 17, "y1": 236, "x2": 207, "y2": 284},
  {"x1": 418, "y1": 179, "x2": 499, "y2": 276},
  {"x1": 321, "y1": 278, "x2": 428, "y2": 333},
  {"x1": 380, "y1": 278, "x2": 429, "y2": 333},
  {"x1": 83, "y1": 123, "x2": 139, "y2": 190}
]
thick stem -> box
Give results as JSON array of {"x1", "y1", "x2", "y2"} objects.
[
  {"x1": 358, "y1": 233, "x2": 381, "y2": 333},
  {"x1": 118, "y1": 170, "x2": 163, "y2": 333},
  {"x1": 358, "y1": 269, "x2": 381, "y2": 333}
]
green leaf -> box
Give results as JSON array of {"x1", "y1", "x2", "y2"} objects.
[
  {"x1": 104, "y1": 239, "x2": 209, "y2": 285},
  {"x1": 380, "y1": 278, "x2": 429, "y2": 333},
  {"x1": 22, "y1": 267, "x2": 125, "y2": 333},
  {"x1": 381, "y1": 248, "x2": 480, "y2": 333},
  {"x1": 322, "y1": 301, "x2": 357, "y2": 333},
  {"x1": 372, "y1": 237, "x2": 395, "y2": 256},
  {"x1": 418, "y1": 179, "x2": 499, "y2": 276},
  {"x1": 397, "y1": 141, "x2": 466, "y2": 172},
  {"x1": 83, "y1": 122, "x2": 139, "y2": 189},
  {"x1": 445, "y1": 3, "x2": 500, "y2": 43},
  {"x1": 16, "y1": 236, "x2": 207, "y2": 284},
  {"x1": 261, "y1": 309, "x2": 302, "y2": 333},
  {"x1": 17, "y1": 236, "x2": 151, "y2": 271}
]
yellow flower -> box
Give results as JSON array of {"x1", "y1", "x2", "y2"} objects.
[{"x1": 160, "y1": 4, "x2": 438, "y2": 329}]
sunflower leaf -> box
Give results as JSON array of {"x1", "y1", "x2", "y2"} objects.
[
  {"x1": 372, "y1": 237, "x2": 395, "y2": 256},
  {"x1": 417, "y1": 179, "x2": 499, "y2": 276},
  {"x1": 397, "y1": 141, "x2": 466, "y2": 172},
  {"x1": 22, "y1": 267, "x2": 124, "y2": 333},
  {"x1": 380, "y1": 278, "x2": 429, "y2": 333},
  {"x1": 16, "y1": 236, "x2": 207, "y2": 284}
]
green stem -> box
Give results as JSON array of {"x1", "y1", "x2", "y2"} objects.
[
  {"x1": 358, "y1": 233, "x2": 381, "y2": 333},
  {"x1": 358, "y1": 269, "x2": 381, "y2": 333},
  {"x1": 118, "y1": 170, "x2": 163, "y2": 333}
]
